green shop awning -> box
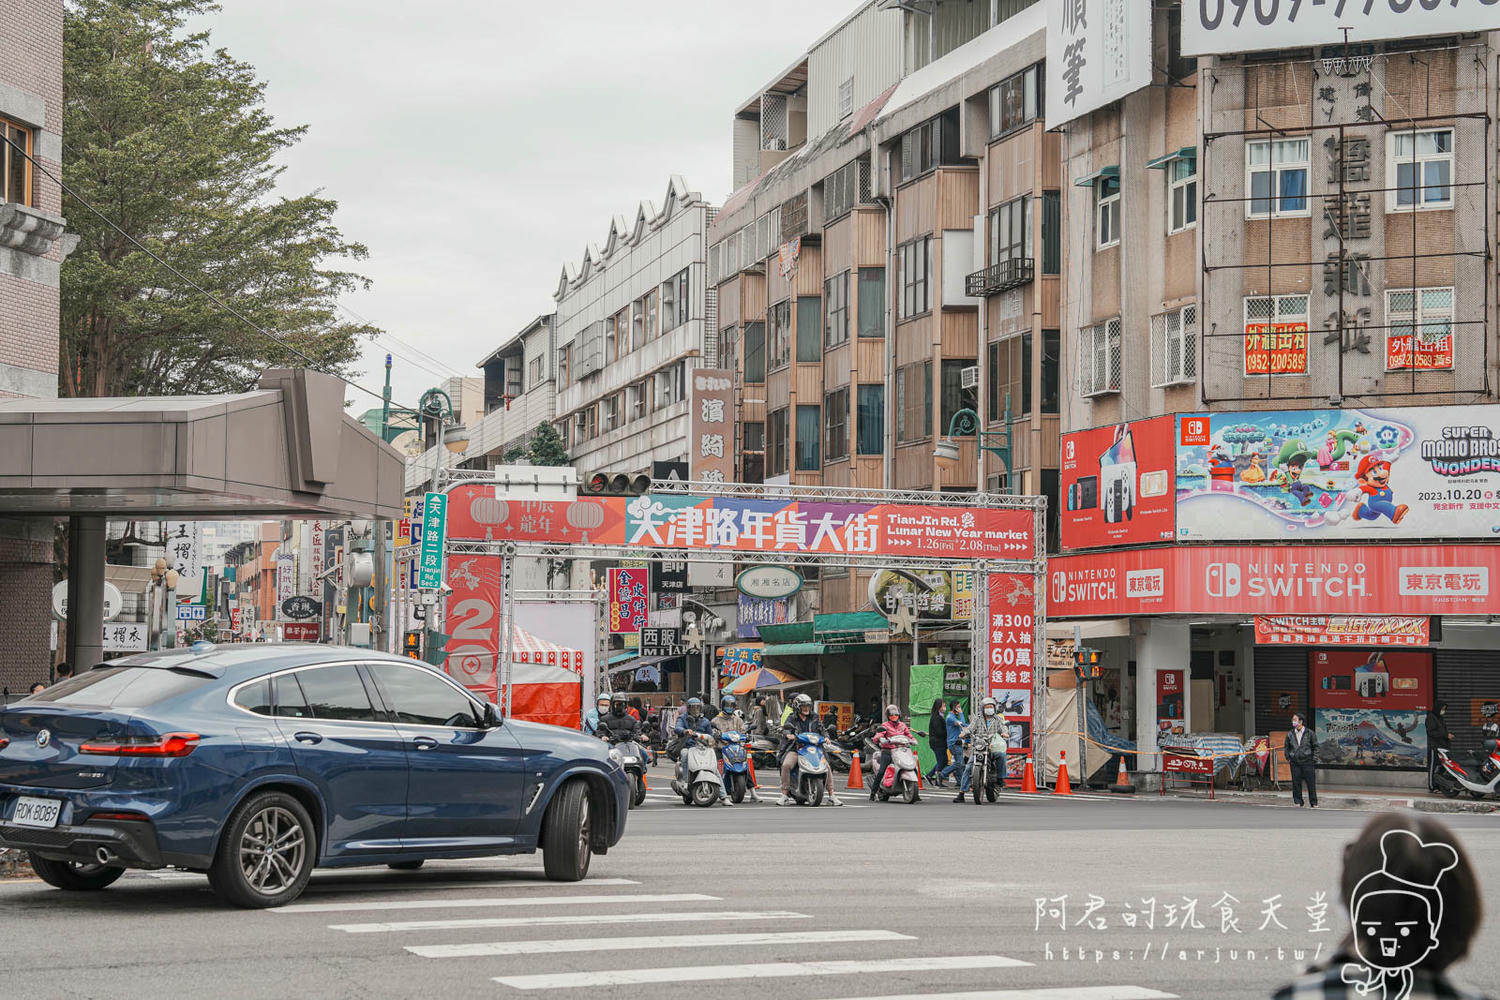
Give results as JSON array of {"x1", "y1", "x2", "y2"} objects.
[
  {"x1": 813, "y1": 611, "x2": 887, "y2": 634},
  {"x1": 1072, "y1": 164, "x2": 1119, "y2": 187},
  {"x1": 1146, "y1": 146, "x2": 1197, "y2": 170},
  {"x1": 608, "y1": 652, "x2": 636, "y2": 665},
  {"x1": 762, "y1": 642, "x2": 826, "y2": 657},
  {"x1": 757, "y1": 621, "x2": 814, "y2": 644}
]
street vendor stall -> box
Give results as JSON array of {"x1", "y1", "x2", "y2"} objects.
[{"x1": 447, "y1": 623, "x2": 584, "y2": 730}]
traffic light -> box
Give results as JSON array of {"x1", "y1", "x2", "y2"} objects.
[
  {"x1": 581, "y1": 471, "x2": 651, "y2": 496},
  {"x1": 1073, "y1": 647, "x2": 1104, "y2": 681},
  {"x1": 403, "y1": 630, "x2": 421, "y2": 659}
]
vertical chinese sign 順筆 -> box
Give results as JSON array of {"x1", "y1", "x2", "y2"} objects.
[
  {"x1": 690, "y1": 369, "x2": 734, "y2": 484},
  {"x1": 986, "y1": 573, "x2": 1038, "y2": 772},
  {"x1": 608, "y1": 567, "x2": 648, "y2": 635}
]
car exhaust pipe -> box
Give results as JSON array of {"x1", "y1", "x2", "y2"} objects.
[{"x1": 95, "y1": 847, "x2": 115, "y2": 865}]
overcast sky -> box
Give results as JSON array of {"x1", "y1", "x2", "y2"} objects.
[{"x1": 195, "y1": 1, "x2": 862, "y2": 413}]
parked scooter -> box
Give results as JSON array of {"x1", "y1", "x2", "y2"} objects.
[
  {"x1": 786, "y1": 731, "x2": 833, "y2": 806},
  {"x1": 871, "y1": 734, "x2": 922, "y2": 804},
  {"x1": 671, "y1": 731, "x2": 723, "y2": 807},
  {"x1": 1435, "y1": 722, "x2": 1500, "y2": 800},
  {"x1": 719, "y1": 730, "x2": 754, "y2": 803},
  {"x1": 603, "y1": 733, "x2": 649, "y2": 808}
]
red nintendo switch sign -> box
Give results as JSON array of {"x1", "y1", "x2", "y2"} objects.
[
  {"x1": 1050, "y1": 544, "x2": 1498, "y2": 617},
  {"x1": 1060, "y1": 416, "x2": 1176, "y2": 550}
]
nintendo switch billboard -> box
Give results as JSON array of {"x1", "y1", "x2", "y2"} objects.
[
  {"x1": 1060, "y1": 416, "x2": 1176, "y2": 550},
  {"x1": 1311, "y1": 650, "x2": 1432, "y2": 769},
  {"x1": 1175, "y1": 405, "x2": 1500, "y2": 541}
]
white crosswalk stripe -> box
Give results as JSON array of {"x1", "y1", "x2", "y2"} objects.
[
  {"x1": 492, "y1": 955, "x2": 1033, "y2": 990},
  {"x1": 409, "y1": 928, "x2": 911, "y2": 959},
  {"x1": 817, "y1": 990, "x2": 1178, "y2": 1000},
  {"x1": 330, "y1": 909, "x2": 810, "y2": 935},
  {"x1": 277, "y1": 891, "x2": 716, "y2": 915},
  {"x1": 304, "y1": 876, "x2": 638, "y2": 894}
]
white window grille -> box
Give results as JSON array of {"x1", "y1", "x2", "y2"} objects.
[
  {"x1": 837, "y1": 77, "x2": 854, "y2": 120},
  {"x1": 1150, "y1": 303, "x2": 1197, "y2": 387},
  {"x1": 761, "y1": 93, "x2": 788, "y2": 151},
  {"x1": 1385, "y1": 286, "x2": 1455, "y2": 371},
  {"x1": 1079, "y1": 318, "x2": 1122, "y2": 396}
]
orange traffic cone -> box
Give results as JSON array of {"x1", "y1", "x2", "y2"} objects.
[
  {"x1": 1020, "y1": 756, "x2": 1037, "y2": 793},
  {"x1": 642, "y1": 773, "x2": 649, "y2": 791},
  {"x1": 1053, "y1": 750, "x2": 1073, "y2": 796},
  {"x1": 1110, "y1": 755, "x2": 1135, "y2": 794},
  {"x1": 746, "y1": 752, "x2": 758, "y2": 789},
  {"x1": 847, "y1": 749, "x2": 865, "y2": 790}
]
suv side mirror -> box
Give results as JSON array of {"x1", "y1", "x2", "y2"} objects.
[{"x1": 482, "y1": 702, "x2": 499, "y2": 728}]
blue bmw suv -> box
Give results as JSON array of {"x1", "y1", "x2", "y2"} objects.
[{"x1": 0, "y1": 644, "x2": 629, "y2": 907}]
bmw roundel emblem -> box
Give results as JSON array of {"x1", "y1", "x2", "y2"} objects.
[{"x1": 36, "y1": 729, "x2": 50, "y2": 749}]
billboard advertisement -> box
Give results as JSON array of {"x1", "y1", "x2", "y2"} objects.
[
  {"x1": 867, "y1": 568, "x2": 975, "y2": 621},
  {"x1": 1254, "y1": 615, "x2": 1430, "y2": 648},
  {"x1": 1175, "y1": 405, "x2": 1500, "y2": 541},
  {"x1": 445, "y1": 486, "x2": 1036, "y2": 561},
  {"x1": 1046, "y1": 0, "x2": 1151, "y2": 130},
  {"x1": 607, "y1": 567, "x2": 648, "y2": 635},
  {"x1": 1311, "y1": 649, "x2": 1432, "y2": 769},
  {"x1": 1182, "y1": 1, "x2": 1500, "y2": 57},
  {"x1": 985, "y1": 573, "x2": 1038, "y2": 757},
  {"x1": 1048, "y1": 543, "x2": 1498, "y2": 617},
  {"x1": 1060, "y1": 416, "x2": 1176, "y2": 550}
]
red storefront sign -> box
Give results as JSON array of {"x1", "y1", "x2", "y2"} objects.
[
  {"x1": 444, "y1": 485, "x2": 1034, "y2": 561},
  {"x1": 1060, "y1": 415, "x2": 1176, "y2": 550},
  {"x1": 607, "y1": 567, "x2": 648, "y2": 634},
  {"x1": 443, "y1": 554, "x2": 503, "y2": 702},
  {"x1": 1163, "y1": 753, "x2": 1214, "y2": 776},
  {"x1": 985, "y1": 574, "x2": 1038, "y2": 757},
  {"x1": 282, "y1": 622, "x2": 320, "y2": 642},
  {"x1": 1050, "y1": 544, "x2": 1498, "y2": 617},
  {"x1": 1244, "y1": 322, "x2": 1309, "y2": 376},
  {"x1": 1254, "y1": 615, "x2": 1431, "y2": 646}
]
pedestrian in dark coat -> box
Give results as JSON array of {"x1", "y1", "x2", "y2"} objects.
[{"x1": 1284, "y1": 713, "x2": 1318, "y2": 808}]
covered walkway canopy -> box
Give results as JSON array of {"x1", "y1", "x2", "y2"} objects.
[{"x1": 0, "y1": 369, "x2": 406, "y2": 669}]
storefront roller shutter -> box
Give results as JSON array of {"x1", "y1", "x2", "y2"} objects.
[
  {"x1": 1254, "y1": 647, "x2": 1309, "y2": 736},
  {"x1": 1434, "y1": 648, "x2": 1500, "y2": 758}
]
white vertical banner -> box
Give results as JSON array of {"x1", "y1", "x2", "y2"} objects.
[
  {"x1": 1046, "y1": 0, "x2": 1153, "y2": 130},
  {"x1": 275, "y1": 549, "x2": 296, "y2": 621},
  {"x1": 310, "y1": 520, "x2": 325, "y2": 585},
  {"x1": 296, "y1": 521, "x2": 313, "y2": 596},
  {"x1": 164, "y1": 521, "x2": 204, "y2": 602}
]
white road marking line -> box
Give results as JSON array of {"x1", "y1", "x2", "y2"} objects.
[
  {"x1": 330, "y1": 909, "x2": 809, "y2": 935},
  {"x1": 302, "y1": 877, "x2": 638, "y2": 894},
  {"x1": 278, "y1": 892, "x2": 716, "y2": 915},
  {"x1": 410, "y1": 928, "x2": 910, "y2": 959},
  {"x1": 818, "y1": 989, "x2": 1178, "y2": 1000},
  {"x1": 493, "y1": 955, "x2": 1031, "y2": 990}
]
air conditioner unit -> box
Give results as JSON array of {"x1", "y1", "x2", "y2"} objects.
[{"x1": 960, "y1": 365, "x2": 979, "y2": 390}]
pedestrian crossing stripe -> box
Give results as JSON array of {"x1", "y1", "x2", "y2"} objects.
[
  {"x1": 277, "y1": 892, "x2": 716, "y2": 915},
  {"x1": 409, "y1": 929, "x2": 911, "y2": 959},
  {"x1": 817, "y1": 990, "x2": 1178, "y2": 1000},
  {"x1": 329, "y1": 909, "x2": 810, "y2": 935},
  {"x1": 492, "y1": 955, "x2": 1032, "y2": 990}
]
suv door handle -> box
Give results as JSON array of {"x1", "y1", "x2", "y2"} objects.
[
  {"x1": 293, "y1": 731, "x2": 323, "y2": 745},
  {"x1": 413, "y1": 737, "x2": 439, "y2": 751}
]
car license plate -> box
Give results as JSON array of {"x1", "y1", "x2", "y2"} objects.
[{"x1": 12, "y1": 795, "x2": 62, "y2": 829}]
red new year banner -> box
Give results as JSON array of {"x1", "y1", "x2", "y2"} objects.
[
  {"x1": 986, "y1": 573, "x2": 1038, "y2": 760},
  {"x1": 443, "y1": 553, "x2": 503, "y2": 702}
]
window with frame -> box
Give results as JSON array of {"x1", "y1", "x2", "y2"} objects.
[
  {"x1": 743, "y1": 421, "x2": 764, "y2": 453},
  {"x1": 654, "y1": 362, "x2": 685, "y2": 410},
  {"x1": 661, "y1": 269, "x2": 689, "y2": 331},
  {"x1": 767, "y1": 408, "x2": 788, "y2": 476},
  {"x1": 1040, "y1": 328, "x2": 1059, "y2": 414},
  {"x1": 1039, "y1": 190, "x2": 1060, "y2": 275},
  {"x1": 824, "y1": 387, "x2": 849, "y2": 462},
  {"x1": 768, "y1": 301, "x2": 792, "y2": 371},
  {"x1": 796, "y1": 296, "x2": 822, "y2": 362},
  {"x1": 1388, "y1": 128, "x2": 1453, "y2": 211},
  {"x1": 1246, "y1": 138, "x2": 1310, "y2": 218},
  {"x1": 988, "y1": 62, "x2": 1043, "y2": 138},
  {"x1": 724, "y1": 231, "x2": 740, "y2": 274},
  {"x1": 744, "y1": 321, "x2": 766, "y2": 383},
  {"x1": 824, "y1": 272, "x2": 849, "y2": 348},
  {"x1": 858, "y1": 267, "x2": 885, "y2": 337},
  {"x1": 644, "y1": 289, "x2": 658, "y2": 341},
  {"x1": 895, "y1": 361, "x2": 931, "y2": 442},
  {"x1": 294, "y1": 665, "x2": 379, "y2": 722},
  {"x1": 573, "y1": 405, "x2": 596, "y2": 442},
  {"x1": 602, "y1": 394, "x2": 620, "y2": 432},
  {"x1": 527, "y1": 355, "x2": 544, "y2": 389},
  {"x1": 557, "y1": 344, "x2": 571, "y2": 386},
  {"x1": 795, "y1": 405, "x2": 821, "y2": 471},
  {"x1": 1079, "y1": 318, "x2": 1122, "y2": 396},
  {"x1": 1168, "y1": 156, "x2": 1198, "y2": 234},
  {"x1": 1095, "y1": 177, "x2": 1121, "y2": 249},
  {"x1": 1150, "y1": 304, "x2": 1198, "y2": 387},
  {"x1": 1243, "y1": 294, "x2": 1309, "y2": 376},
  {"x1": 823, "y1": 160, "x2": 862, "y2": 222},
  {"x1": 898, "y1": 237, "x2": 933, "y2": 319},
  {"x1": 838, "y1": 76, "x2": 854, "y2": 120},
  {"x1": 1385, "y1": 287, "x2": 1454, "y2": 371},
  {"x1": 1, "y1": 117, "x2": 33, "y2": 206},
  {"x1": 940, "y1": 359, "x2": 976, "y2": 436},
  {"x1": 988, "y1": 336, "x2": 1029, "y2": 420},
  {"x1": 367, "y1": 664, "x2": 479, "y2": 729},
  {"x1": 990, "y1": 196, "x2": 1030, "y2": 267},
  {"x1": 626, "y1": 382, "x2": 647, "y2": 422},
  {"x1": 856, "y1": 383, "x2": 884, "y2": 455},
  {"x1": 898, "y1": 109, "x2": 960, "y2": 184},
  {"x1": 604, "y1": 315, "x2": 618, "y2": 362},
  {"x1": 718, "y1": 325, "x2": 738, "y2": 375}
]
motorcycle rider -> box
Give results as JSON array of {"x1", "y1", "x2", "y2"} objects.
[
  {"x1": 584, "y1": 692, "x2": 611, "y2": 736},
  {"x1": 954, "y1": 696, "x2": 1009, "y2": 804},
  {"x1": 674, "y1": 696, "x2": 728, "y2": 803},
  {"x1": 598, "y1": 691, "x2": 642, "y2": 743},
  {"x1": 870, "y1": 704, "x2": 920, "y2": 803},
  {"x1": 778, "y1": 693, "x2": 843, "y2": 806},
  {"x1": 710, "y1": 695, "x2": 756, "y2": 803}
]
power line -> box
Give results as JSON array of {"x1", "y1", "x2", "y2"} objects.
[
  {"x1": 337, "y1": 301, "x2": 470, "y2": 381},
  {"x1": 0, "y1": 130, "x2": 415, "y2": 413}
]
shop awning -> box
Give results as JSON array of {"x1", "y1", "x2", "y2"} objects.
[
  {"x1": 762, "y1": 641, "x2": 826, "y2": 657},
  {"x1": 814, "y1": 611, "x2": 887, "y2": 635},
  {"x1": 758, "y1": 621, "x2": 815, "y2": 644},
  {"x1": 1072, "y1": 164, "x2": 1119, "y2": 187},
  {"x1": 1146, "y1": 146, "x2": 1197, "y2": 170},
  {"x1": 608, "y1": 652, "x2": 636, "y2": 666}
]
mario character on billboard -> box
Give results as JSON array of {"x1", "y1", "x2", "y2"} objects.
[{"x1": 1353, "y1": 455, "x2": 1410, "y2": 525}]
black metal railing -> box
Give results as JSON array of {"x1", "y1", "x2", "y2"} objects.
[{"x1": 965, "y1": 257, "x2": 1034, "y2": 297}]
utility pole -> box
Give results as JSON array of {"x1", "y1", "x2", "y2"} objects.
[{"x1": 372, "y1": 354, "x2": 393, "y2": 652}]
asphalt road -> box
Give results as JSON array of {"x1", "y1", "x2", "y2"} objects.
[{"x1": 4, "y1": 772, "x2": 1498, "y2": 1000}]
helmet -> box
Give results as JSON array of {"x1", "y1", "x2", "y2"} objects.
[
  {"x1": 686, "y1": 696, "x2": 703, "y2": 716},
  {"x1": 981, "y1": 696, "x2": 997, "y2": 716},
  {"x1": 885, "y1": 704, "x2": 900, "y2": 720},
  {"x1": 720, "y1": 695, "x2": 737, "y2": 712},
  {"x1": 794, "y1": 693, "x2": 813, "y2": 711},
  {"x1": 610, "y1": 691, "x2": 628, "y2": 706},
  {"x1": 596, "y1": 693, "x2": 610, "y2": 706}
]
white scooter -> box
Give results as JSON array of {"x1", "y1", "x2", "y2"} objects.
[
  {"x1": 871, "y1": 735, "x2": 922, "y2": 804},
  {"x1": 1435, "y1": 722, "x2": 1500, "y2": 801},
  {"x1": 671, "y1": 731, "x2": 723, "y2": 807}
]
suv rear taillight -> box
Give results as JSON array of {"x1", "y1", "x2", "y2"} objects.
[
  {"x1": 80, "y1": 732, "x2": 200, "y2": 757},
  {"x1": 0, "y1": 737, "x2": 9, "y2": 750}
]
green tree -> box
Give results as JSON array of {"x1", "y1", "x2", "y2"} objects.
[
  {"x1": 61, "y1": 0, "x2": 377, "y2": 397},
  {"x1": 527, "y1": 422, "x2": 569, "y2": 466}
]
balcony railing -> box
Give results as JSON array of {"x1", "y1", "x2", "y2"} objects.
[{"x1": 966, "y1": 257, "x2": 1034, "y2": 297}]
